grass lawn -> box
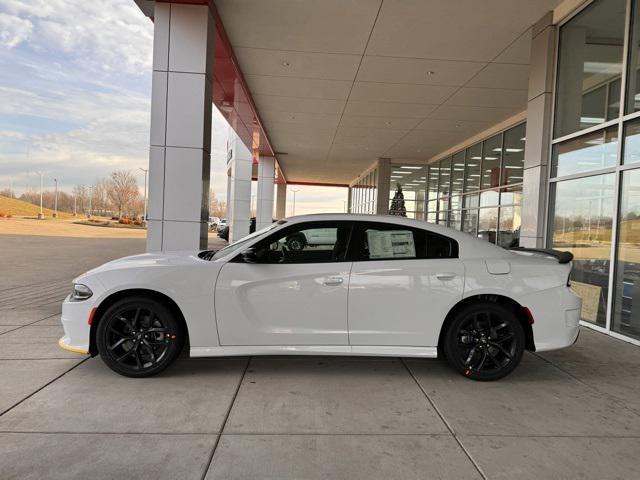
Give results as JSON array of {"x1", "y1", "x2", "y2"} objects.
[{"x1": 0, "y1": 195, "x2": 75, "y2": 219}]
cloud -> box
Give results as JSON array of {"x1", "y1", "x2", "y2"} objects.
[
  {"x1": 0, "y1": 12, "x2": 33, "y2": 48},
  {"x1": 0, "y1": 0, "x2": 152, "y2": 75}
]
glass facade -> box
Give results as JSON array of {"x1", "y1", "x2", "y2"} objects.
[
  {"x1": 550, "y1": 0, "x2": 640, "y2": 342},
  {"x1": 389, "y1": 164, "x2": 426, "y2": 220},
  {"x1": 426, "y1": 123, "x2": 525, "y2": 248},
  {"x1": 351, "y1": 167, "x2": 378, "y2": 214}
]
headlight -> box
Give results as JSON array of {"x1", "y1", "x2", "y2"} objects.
[{"x1": 70, "y1": 283, "x2": 93, "y2": 301}]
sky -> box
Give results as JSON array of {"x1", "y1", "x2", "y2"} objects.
[{"x1": 0, "y1": 0, "x2": 346, "y2": 215}]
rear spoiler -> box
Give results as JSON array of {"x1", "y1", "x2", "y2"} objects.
[{"x1": 509, "y1": 247, "x2": 573, "y2": 264}]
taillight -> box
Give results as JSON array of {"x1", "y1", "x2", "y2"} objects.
[{"x1": 522, "y1": 307, "x2": 535, "y2": 325}]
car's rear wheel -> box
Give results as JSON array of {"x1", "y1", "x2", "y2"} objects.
[
  {"x1": 443, "y1": 302, "x2": 524, "y2": 381},
  {"x1": 286, "y1": 235, "x2": 306, "y2": 251},
  {"x1": 96, "y1": 297, "x2": 185, "y2": 377}
]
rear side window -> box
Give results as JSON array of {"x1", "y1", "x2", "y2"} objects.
[{"x1": 351, "y1": 223, "x2": 458, "y2": 260}]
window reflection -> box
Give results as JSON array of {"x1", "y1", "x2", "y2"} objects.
[
  {"x1": 551, "y1": 127, "x2": 618, "y2": 177},
  {"x1": 481, "y1": 134, "x2": 502, "y2": 190},
  {"x1": 389, "y1": 164, "x2": 426, "y2": 220},
  {"x1": 451, "y1": 151, "x2": 465, "y2": 196},
  {"x1": 613, "y1": 169, "x2": 640, "y2": 340},
  {"x1": 623, "y1": 119, "x2": 640, "y2": 164},
  {"x1": 478, "y1": 207, "x2": 499, "y2": 244},
  {"x1": 502, "y1": 123, "x2": 525, "y2": 186},
  {"x1": 464, "y1": 143, "x2": 482, "y2": 192},
  {"x1": 554, "y1": 0, "x2": 626, "y2": 137},
  {"x1": 498, "y1": 205, "x2": 521, "y2": 248},
  {"x1": 550, "y1": 174, "x2": 615, "y2": 326}
]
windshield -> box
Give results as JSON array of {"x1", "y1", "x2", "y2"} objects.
[{"x1": 211, "y1": 222, "x2": 282, "y2": 260}]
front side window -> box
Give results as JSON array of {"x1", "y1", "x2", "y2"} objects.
[
  {"x1": 352, "y1": 223, "x2": 458, "y2": 261},
  {"x1": 250, "y1": 222, "x2": 352, "y2": 264}
]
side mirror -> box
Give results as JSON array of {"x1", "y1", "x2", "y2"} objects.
[{"x1": 241, "y1": 247, "x2": 258, "y2": 263}]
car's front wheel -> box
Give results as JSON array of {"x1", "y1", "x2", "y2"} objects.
[
  {"x1": 96, "y1": 297, "x2": 185, "y2": 377},
  {"x1": 443, "y1": 302, "x2": 524, "y2": 381}
]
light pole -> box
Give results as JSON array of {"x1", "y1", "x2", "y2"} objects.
[
  {"x1": 73, "y1": 195, "x2": 77, "y2": 216},
  {"x1": 88, "y1": 186, "x2": 93, "y2": 218},
  {"x1": 139, "y1": 167, "x2": 148, "y2": 225},
  {"x1": 53, "y1": 178, "x2": 58, "y2": 218},
  {"x1": 291, "y1": 187, "x2": 300, "y2": 216},
  {"x1": 34, "y1": 171, "x2": 44, "y2": 219}
]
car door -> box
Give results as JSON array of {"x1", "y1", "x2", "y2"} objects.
[
  {"x1": 347, "y1": 222, "x2": 464, "y2": 346},
  {"x1": 215, "y1": 221, "x2": 353, "y2": 346}
]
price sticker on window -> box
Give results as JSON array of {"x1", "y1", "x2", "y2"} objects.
[{"x1": 367, "y1": 230, "x2": 416, "y2": 259}]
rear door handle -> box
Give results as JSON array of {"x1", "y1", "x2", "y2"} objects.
[
  {"x1": 436, "y1": 272, "x2": 457, "y2": 281},
  {"x1": 323, "y1": 276, "x2": 344, "y2": 286}
]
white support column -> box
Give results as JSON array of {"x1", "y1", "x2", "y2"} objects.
[
  {"x1": 375, "y1": 158, "x2": 391, "y2": 215},
  {"x1": 521, "y1": 12, "x2": 556, "y2": 248},
  {"x1": 146, "y1": 2, "x2": 214, "y2": 252},
  {"x1": 275, "y1": 182, "x2": 287, "y2": 219},
  {"x1": 256, "y1": 156, "x2": 275, "y2": 229},
  {"x1": 225, "y1": 169, "x2": 232, "y2": 222},
  {"x1": 228, "y1": 132, "x2": 252, "y2": 242}
]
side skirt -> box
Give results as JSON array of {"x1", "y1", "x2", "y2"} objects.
[{"x1": 189, "y1": 345, "x2": 438, "y2": 358}]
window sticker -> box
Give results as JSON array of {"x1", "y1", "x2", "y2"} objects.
[{"x1": 367, "y1": 230, "x2": 416, "y2": 259}]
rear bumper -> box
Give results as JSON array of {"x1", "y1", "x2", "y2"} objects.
[{"x1": 521, "y1": 285, "x2": 582, "y2": 352}]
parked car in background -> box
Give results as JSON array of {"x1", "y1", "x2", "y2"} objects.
[
  {"x1": 218, "y1": 218, "x2": 255, "y2": 241},
  {"x1": 218, "y1": 224, "x2": 229, "y2": 240},
  {"x1": 59, "y1": 214, "x2": 580, "y2": 381},
  {"x1": 208, "y1": 216, "x2": 221, "y2": 231}
]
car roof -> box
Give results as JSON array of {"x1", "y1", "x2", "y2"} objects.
[{"x1": 281, "y1": 213, "x2": 508, "y2": 260}]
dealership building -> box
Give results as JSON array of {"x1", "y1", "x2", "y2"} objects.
[{"x1": 133, "y1": 0, "x2": 640, "y2": 346}]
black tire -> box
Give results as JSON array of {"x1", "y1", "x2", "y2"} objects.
[
  {"x1": 443, "y1": 302, "x2": 524, "y2": 381},
  {"x1": 96, "y1": 296, "x2": 185, "y2": 377},
  {"x1": 286, "y1": 235, "x2": 306, "y2": 251}
]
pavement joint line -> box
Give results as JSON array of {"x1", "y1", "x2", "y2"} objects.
[
  {"x1": 2, "y1": 293, "x2": 69, "y2": 308},
  {"x1": 0, "y1": 284, "x2": 70, "y2": 302},
  {"x1": 200, "y1": 356, "x2": 251, "y2": 480},
  {"x1": 0, "y1": 357, "x2": 88, "y2": 417},
  {"x1": 0, "y1": 279, "x2": 67, "y2": 294},
  {"x1": 0, "y1": 281, "x2": 69, "y2": 298},
  {"x1": 0, "y1": 313, "x2": 62, "y2": 336},
  {"x1": 532, "y1": 351, "x2": 640, "y2": 418},
  {"x1": 2, "y1": 430, "x2": 640, "y2": 439},
  {"x1": 400, "y1": 358, "x2": 489, "y2": 480}
]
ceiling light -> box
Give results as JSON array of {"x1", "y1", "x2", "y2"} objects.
[
  {"x1": 505, "y1": 148, "x2": 524, "y2": 153},
  {"x1": 402, "y1": 166, "x2": 423, "y2": 169},
  {"x1": 282, "y1": 61, "x2": 290, "y2": 67},
  {"x1": 390, "y1": 175, "x2": 402, "y2": 178},
  {"x1": 392, "y1": 171, "x2": 409, "y2": 174},
  {"x1": 471, "y1": 156, "x2": 482, "y2": 160},
  {"x1": 484, "y1": 156, "x2": 498, "y2": 160}
]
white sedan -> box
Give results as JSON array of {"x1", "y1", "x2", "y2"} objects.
[{"x1": 59, "y1": 214, "x2": 581, "y2": 381}]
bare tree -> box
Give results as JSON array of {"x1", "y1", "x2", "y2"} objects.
[
  {"x1": 73, "y1": 185, "x2": 88, "y2": 213},
  {"x1": 106, "y1": 170, "x2": 139, "y2": 219},
  {"x1": 209, "y1": 189, "x2": 227, "y2": 218}
]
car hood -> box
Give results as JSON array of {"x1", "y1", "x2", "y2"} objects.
[{"x1": 75, "y1": 250, "x2": 203, "y2": 282}]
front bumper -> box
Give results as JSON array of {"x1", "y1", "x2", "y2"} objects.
[{"x1": 58, "y1": 294, "x2": 93, "y2": 355}]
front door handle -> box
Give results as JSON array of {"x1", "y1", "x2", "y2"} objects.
[
  {"x1": 323, "y1": 276, "x2": 344, "y2": 286},
  {"x1": 436, "y1": 272, "x2": 457, "y2": 281}
]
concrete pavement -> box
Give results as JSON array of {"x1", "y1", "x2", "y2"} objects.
[{"x1": 1, "y1": 233, "x2": 640, "y2": 479}]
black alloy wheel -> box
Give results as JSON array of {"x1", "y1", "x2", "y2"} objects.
[
  {"x1": 443, "y1": 302, "x2": 524, "y2": 381},
  {"x1": 286, "y1": 235, "x2": 305, "y2": 251},
  {"x1": 96, "y1": 297, "x2": 185, "y2": 377}
]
